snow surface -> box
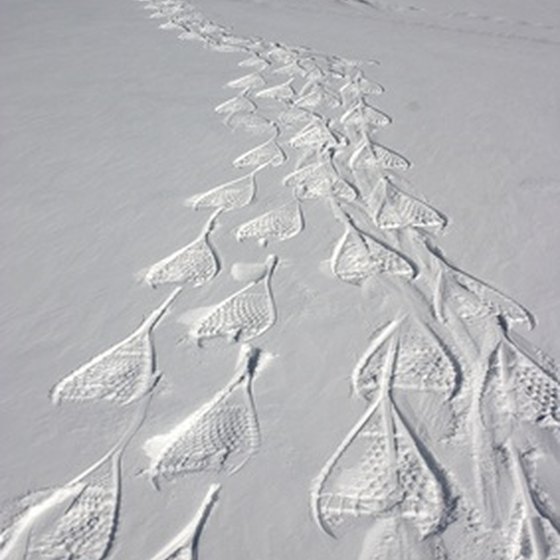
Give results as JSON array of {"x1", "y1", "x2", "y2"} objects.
[{"x1": 1, "y1": 0, "x2": 560, "y2": 558}]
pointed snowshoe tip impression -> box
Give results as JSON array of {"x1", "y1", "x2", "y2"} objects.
[
  {"x1": 51, "y1": 288, "x2": 182, "y2": 406},
  {"x1": 311, "y1": 395, "x2": 446, "y2": 539},
  {"x1": 376, "y1": 177, "x2": 447, "y2": 231},
  {"x1": 341, "y1": 101, "x2": 391, "y2": 128},
  {"x1": 255, "y1": 79, "x2": 296, "y2": 101},
  {"x1": 349, "y1": 140, "x2": 410, "y2": 171},
  {"x1": 352, "y1": 318, "x2": 459, "y2": 402},
  {"x1": 277, "y1": 61, "x2": 308, "y2": 78},
  {"x1": 188, "y1": 172, "x2": 256, "y2": 212},
  {"x1": 497, "y1": 340, "x2": 559, "y2": 427},
  {"x1": 215, "y1": 92, "x2": 256, "y2": 115},
  {"x1": 233, "y1": 138, "x2": 286, "y2": 169},
  {"x1": 145, "y1": 209, "x2": 221, "y2": 288},
  {"x1": 331, "y1": 224, "x2": 415, "y2": 285},
  {"x1": 238, "y1": 56, "x2": 269, "y2": 71},
  {"x1": 226, "y1": 112, "x2": 273, "y2": 136},
  {"x1": 24, "y1": 443, "x2": 126, "y2": 560},
  {"x1": 426, "y1": 241, "x2": 535, "y2": 330},
  {"x1": 235, "y1": 201, "x2": 303, "y2": 246},
  {"x1": 144, "y1": 345, "x2": 263, "y2": 486},
  {"x1": 289, "y1": 121, "x2": 339, "y2": 151},
  {"x1": 226, "y1": 73, "x2": 266, "y2": 90},
  {"x1": 188, "y1": 255, "x2": 278, "y2": 344}
]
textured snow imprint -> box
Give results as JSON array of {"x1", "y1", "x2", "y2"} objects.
[
  {"x1": 295, "y1": 82, "x2": 342, "y2": 110},
  {"x1": 283, "y1": 161, "x2": 356, "y2": 201},
  {"x1": 145, "y1": 209, "x2": 221, "y2": 287},
  {"x1": 226, "y1": 112, "x2": 273, "y2": 135},
  {"x1": 51, "y1": 288, "x2": 182, "y2": 405},
  {"x1": 233, "y1": 138, "x2": 286, "y2": 169},
  {"x1": 238, "y1": 56, "x2": 270, "y2": 71},
  {"x1": 289, "y1": 121, "x2": 341, "y2": 151},
  {"x1": 352, "y1": 319, "x2": 459, "y2": 401},
  {"x1": 341, "y1": 100, "x2": 391, "y2": 129},
  {"x1": 492, "y1": 341, "x2": 559, "y2": 427},
  {"x1": 375, "y1": 179, "x2": 447, "y2": 230},
  {"x1": 0, "y1": 487, "x2": 84, "y2": 560},
  {"x1": 189, "y1": 255, "x2": 278, "y2": 344},
  {"x1": 25, "y1": 453, "x2": 122, "y2": 560},
  {"x1": 350, "y1": 140, "x2": 410, "y2": 171},
  {"x1": 144, "y1": 345, "x2": 263, "y2": 486},
  {"x1": 226, "y1": 73, "x2": 266, "y2": 90},
  {"x1": 451, "y1": 270, "x2": 533, "y2": 328},
  {"x1": 340, "y1": 72, "x2": 384, "y2": 104},
  {"x1": 189, "y1": 172, "x2": 257, "y2": 212},
  {"x1": 311, "y1": 399, "x2": 445, "y2": 538},
  {"x1": 215, "y1": 93, "x2": 256, "y2": 116},
  {"x1": 331, "y1": 225, "x2": 415, "y2": 284},
  {"x1": 278, "y1": 107, "x2": 316, "y2": 128},
  {"x1": 255, "y1": 79, "x2": 296, "y2": 102},
  {"x1": 235, "y1": 201, "x2": 304, "y2": 245},
  {"x1": 430, "y1": 244, "x2": 534, "y2": 330},
  {"x1": 273, "y1": 61, "x2": 307, "y2": 78}
]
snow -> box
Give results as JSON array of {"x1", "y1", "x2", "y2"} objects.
[{"x1": 1, "y1": 0, "x2": 559, "y2": 558}]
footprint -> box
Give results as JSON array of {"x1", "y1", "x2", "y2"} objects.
[
  {"x1": 188, "y1": 171, "x2": 257, "y2": 212},
  {"x1": 450, "y1": 270, "x2": 533, "y2": 330},
  {"x1": 255, "y1": 79, "x2": 296, "y2": 102},
  {"x1": 375, "y1": 178, "x2": 447, "y2": 230},
  {"x1": 158, "y1": 20, "x2": 183, "y2": 31},
  {"x1": 283, "y1": 161, "x2": 356, "y2": 201},
  {"x1": 490, "y1": 341, "x2": 559, "y2": 427},
  {"x1": 295, "y1": 85, "x2": 341, "y2": 110},
  {"x1": 352, "y1": 318, "x2": 459, "y2": 401},
  {"x1": 144, "y1": 345, "x2": 263, "y2": 486},
  {"x1": 429, "y1": 245, "x2": 534, "y2": 330},
  {"x1": 145, "y1": 209, "x2": 221, "y2": 288},
  {"x1": 178, "y1": 29, "x2": 204, "y2": 42},
  {"x1": 331, "y1": 223, "x2": 415, "y2": 285},
  {"x1": 238, "y1": 56, "x2": 270, "y2": 71},
  {"x1": 311, "y1": 396, "x2": 445, "y2": 538},
  {"x1": 350, "y1": 140, "x2": 410, "y2": 171},
  {"x1": 235, "y1": 200, "x2": 304, "y2": 245},
  {"x1": 215, "y1": 92, "x2": 257, "y2": 116},
  {"x1": 188, "y1": 255, "x2": 278, "y2": 344},
  {"x1": 341, "y1": 99, "x2": 391, "y2": 129},
  {"x1": 272, "y1": 61, "x2": 307, "y2": 78},
  {"x1": 1, "y1": 400, "x2": 149, "y2": 560},
  {"x1": 0, "y1": 487, "x2": 85, "y2": 560},
  {"x1": 226, "y1": 73, "x2": 266, "y2": 90},
  {"x1": 149, "y1": 484, "x2": 220, "y2": 560},
  {"x1": 340, "y1": 78, "x2": 383, "y2": 106},
  {"x1": 233, "y1": 137, "x2": 286, "y2": 169},
  {"x1": 278, "y1": 107, "x2": 316, "y2": 128},
  {"x1": 51, "y1": 288, "x2": 182, "y2": 406},
  {"x1": 289, "y1": 121, "x2": 341, "y2": 151},
  {"x1": 370, "y1": 143, "x2": 410, "y2": 170},
  {"x1": 206, "y1": 38, "x2": 246, "y2": 54},
  {"x1": 265, "y1": 44, "x2": 297, "y2": 64},
  {"x1": 26, "y1": 454, "x2": 121, "y2": 560},
  {"x1": 301, "y1": 77, "x2": 343, "y2": 105},
  {"x1": 225, "y1": 112, "x2": 274, "y2": 135}
]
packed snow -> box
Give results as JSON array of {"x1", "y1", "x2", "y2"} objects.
[{"x1": 1, "y1": 0, "x2": 560, "y2": 558}]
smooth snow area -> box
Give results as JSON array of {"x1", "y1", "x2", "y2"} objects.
[{"x1": 1, "y1": 0, "x2": 560, "y2": 558}]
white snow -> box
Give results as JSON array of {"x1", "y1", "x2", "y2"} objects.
[{"x1": 1, "y1": 0, "x2": 559, "y2": 558}]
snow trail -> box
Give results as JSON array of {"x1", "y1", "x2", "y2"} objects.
[{"x1": 2, "y1": 0, "x2": 558, "y2": 557}]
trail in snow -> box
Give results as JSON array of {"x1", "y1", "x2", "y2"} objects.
[{"x1": 1, "y1": 0, "x2": 559, "y2": 558}]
